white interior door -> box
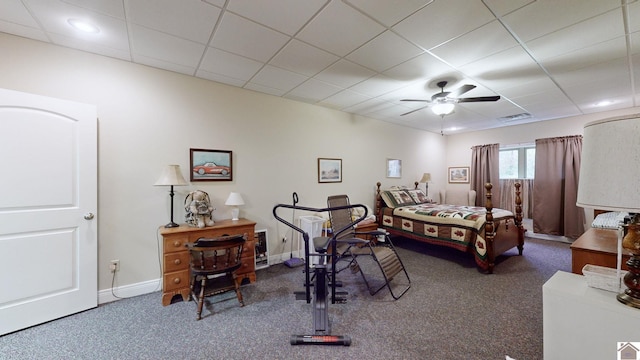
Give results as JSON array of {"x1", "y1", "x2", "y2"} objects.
[{"x1": 0, "y1": 88, "x2": 97, "y2": 335}]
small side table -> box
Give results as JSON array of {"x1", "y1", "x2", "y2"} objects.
[{"x1": 570, "y1": 228, "x2": 630, "y2": 274}]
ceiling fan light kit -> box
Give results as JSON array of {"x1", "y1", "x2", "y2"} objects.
[
  {"x1": 401, "y1": 81, "x2": 500, "y2": 118},
  {"x1": 431, "y1": 103, "x2": 455, "y2": 115}
]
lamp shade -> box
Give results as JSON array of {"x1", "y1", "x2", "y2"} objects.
[
  {"x1": 576, "y1": 115, "x2": 640, "y2": 212},
  {"x1": 431, "y1": 103, "x2": 455, "y2": 116},
  {"x1": 225, "y1": 192, "x2": 245, "y2": 206},
  {"x1": 154, "y1": 165, "x2": 188, "y2": 186},
  {"x1": 419, "y1": 173, "x2": 432, "y2": 183}
]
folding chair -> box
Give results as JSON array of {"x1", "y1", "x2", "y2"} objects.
[{"x1": 327, "y1": 195, "x2": 411, "y2": 300}]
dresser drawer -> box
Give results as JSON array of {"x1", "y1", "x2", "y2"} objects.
[
  {"x1": 163, "y1": 235, "x2": 189, "y2": 254},
  {"x1": 238, "y1": 256, "x2": 255, "y2": 274},
  {"x1": 163, "y1": 269, "x2": 189, "y2": 292},
  {"x1": 164, "y1": 251, "x2": 189, "y2": 273}
]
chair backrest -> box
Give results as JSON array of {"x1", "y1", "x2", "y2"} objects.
[
  {"x1": 327, "y1": 195, "x2": 355, "y2": 240},
  {"x1": 439, "y1": 189, "x2": 477, "y2": 206},
  {"x1": 187, "y1": 234, "x2": 246, "y2": 275}
]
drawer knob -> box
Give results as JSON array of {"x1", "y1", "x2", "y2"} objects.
[
  {"x1": 173, "y1": 259, "x2": 181, "y2": 265},
  {"x1": 173, "y1": 278, "x2": 181, "y2": 284},
  {"x1": 173, "y1": 241, "x2": 181, "y2": 247}
]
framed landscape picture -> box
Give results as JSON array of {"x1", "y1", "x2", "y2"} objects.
[
  {"x1": 318, "y1": 158, "x2": 342, "y2": 183},
  {"x1": 190, "y1": 148, "x2": 232, "y2": 181},
  {"x1": 448, "y1": 166, "x2": 469, "y2": 183}
]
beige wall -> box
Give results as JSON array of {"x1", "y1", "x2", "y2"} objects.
[{"x1": 0, "y1": 33, "x2": 446, "y2": 294}]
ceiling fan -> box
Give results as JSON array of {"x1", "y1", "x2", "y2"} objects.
[{"x1": 400, "y1": 81, "x2": 500, "y2": 116}]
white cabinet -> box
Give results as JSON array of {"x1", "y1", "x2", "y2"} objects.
[{"x1": 543, "y1": 271, "x2": 640, "y2": 360}]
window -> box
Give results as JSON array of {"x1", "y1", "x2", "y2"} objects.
[{"x1": 499, "y1": 146, "x2": 535, "y2": 179}]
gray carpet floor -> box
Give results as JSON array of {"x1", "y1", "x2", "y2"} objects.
[{"x1": 0, "y1": 236, "x2": 570, "y2": 360}]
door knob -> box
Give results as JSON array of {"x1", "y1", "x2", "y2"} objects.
[{"x1": 84, "y1": 212, "x2": 95, "y2": 220}]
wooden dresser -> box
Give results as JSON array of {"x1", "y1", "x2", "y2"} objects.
[{"x1": 159, "y1": 218, "x2": 256, "y2": 306}]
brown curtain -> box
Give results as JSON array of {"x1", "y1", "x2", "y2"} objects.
[
  {"x1": 470, "y1": 143, "x2": 500, "y2": 207},
  {"x1": 533, "y1": 135, "x2": 584, "y2": 238},
  {"x1": 500, "y1": 179, "x2": 533, "y2": 217}
]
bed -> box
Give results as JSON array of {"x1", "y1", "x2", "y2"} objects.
[{"x1": 375, "y1": 182, "x2": 525, "y2": 273}]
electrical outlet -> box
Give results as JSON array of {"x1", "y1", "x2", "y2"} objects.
[{"x1": 109, "y1": 260, "x2": 119, "y2": 273}]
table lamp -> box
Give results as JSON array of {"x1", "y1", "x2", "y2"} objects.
[
  {"x1": 576, "y1": 115, "x2": 640, "y2": 308},
  {"x1": 225, "y1": 192, "x2": 245, "y2": 221},
  {"x1": 419, "y1": 173, "x2": 432, "y2": 198},
  {"x1": 154, "y1": 165, "x2": 188, "y2": 228}
]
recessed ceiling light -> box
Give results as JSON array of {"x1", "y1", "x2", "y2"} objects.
[
  {"x1": 595, "y1": 100, "x2": 613, "y2": 107},
  {"x1": 67, "y1": 19, "x2": 100, "y2": 34}
]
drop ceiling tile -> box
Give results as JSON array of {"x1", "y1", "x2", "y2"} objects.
[
  {"x1": 226, "y1": 0, "x2": 327, "y2": 36},
  {"x1": 296, "y1": 0, "x2": 385, "y2": 56},
  {"x1": 502, "y1": 0, "x2": 620, "y2": 42},
  {"x1": 49, "y1": 32, "x2": 131, "y2": 61},
  {"x1": 0, "y1": 0, "x2": 40, "y2": 27},
  {"x1": 269, "y1": 39, "x2": 339, "y2": 77},
  {"x1": 430, "y1": 20, "x2": 518, "y2": 67},
  {"x1": 196, "y1": 69, "x2": 247, "y2": 87},
  {"x1": 342, "y1": 97, "x2": 394, "y2": 114},
  {"x1": 627, "y1": 1, "x2": 640, "y2": 33},
  {"x1": 127, "y1": 0, "x2": 221, "y2": 44},
  {"x1": 202, "y1": 0, "x2": 225, "y2": 7},
  {"x1": 25, "y1": 0, "x2": 128, "y2": 46},
  {"x1": 345, "y1": 0, "x2": 433, "y2": 27},
  {"x1": 210, "y1": 11, "x2": 290, "y2": 62},
  {"x1": 0, "y1": 21, "x2": 48, "y2": 42},
  {"x1": 541, "y1": 37, "x2": 627, "y2": 76},
  {"x1": 393, "y1": 0, "x2": 495, "y2": 50},
  {"x1": 250, "y1": 64, "x2": 308, "y2": 92},
  {"x1": 314, "y1": 59, "x2": 376, "y2": 88},
  {"x1": 134, "y1": 55, "x2": 196, "y2": 76},
  {"x1": 61, "y1": 0, "x2": 125, "y2": 18},
  {"x1": 130, "y1": 25, "x2": 205, "y2": 68},
  {"x1": 458, "y1": 46, "x2": 546, "y2": 88},
  {"x1": 526, "y1": 9, "x2": 624, "y2": 62},
  {"x1": 483, "y1": 0, "x2": 535, "y2": 16},
  {"x1": 284, "y1": 78, "x2": 342, "y2": 103},
  {"x1": 383, "y1": 52, "x2": 455, "y2": 82},
  {"x1": 244, "y1": 82, "x2": 287, "y2": 96},
  {"x1": 199, "y1": 47, "x2": 263, "y2": 81},
  {"x1": 346, "y1": 30, "x2": 424, "y2": 72},
  {"x1": 348, "y1": 74, "x2": 410, "y2": 98},
  {"x1": 319, "y1": 89, "x2": 371, "y2": 110}
]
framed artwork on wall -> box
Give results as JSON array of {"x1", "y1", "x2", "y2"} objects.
[
  {"x1": 318, "y1": 158, "x2": 342, "y2": 183},
  {"x1": 448, "y1": 166, "x2": 470, "y2": 183},
  {"x1": 190, "y1": 148, "x2": 232, "y2": 181},
  {"x1": 386, "y1": 158, "x2": 402, "y2": 178}
]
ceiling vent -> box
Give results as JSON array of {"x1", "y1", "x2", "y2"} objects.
[{"x1": 497, "y1": 113, "x2": 532, "y2": 122}]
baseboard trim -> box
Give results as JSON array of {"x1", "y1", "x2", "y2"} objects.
[{"x1": 98, "y1": 278, "x2": 161, "y2": 305}]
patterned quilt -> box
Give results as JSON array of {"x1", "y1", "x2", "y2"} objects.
[{"x1": 380, "y1": 203, "x2": 515, "y2": 270}]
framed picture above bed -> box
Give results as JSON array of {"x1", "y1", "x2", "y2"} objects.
[
  {"x1": 386, "y1": 158, "x2": 402, "y2": 178},
  {"x1": 448, "y1": 166, "x2": 469, "y2": 183},
  {"x1": 318, "y1": 158, "x2": 342, "y2": 183}
]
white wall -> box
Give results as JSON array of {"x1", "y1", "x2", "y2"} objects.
[{"x1": 0, "y1": 33, "x2": 445, "y2": 292}]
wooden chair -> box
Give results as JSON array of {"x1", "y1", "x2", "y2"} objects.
[{"x1": 186, "y1": 234, "x2": 246, "y2": 320}]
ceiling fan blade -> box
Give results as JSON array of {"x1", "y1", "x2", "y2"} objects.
[
  {"x1": 457, "y1": 96, "x2": 500, "y2": 103},
  {"x1": 449, "y1": 84, "x2": 475, "y2": 97},
  {"x1": 401, "y1": 99, "x2": 430, "y2": 102},
  {"x1": 401, "y1": 105, "x2": 430, "y2": 116}
]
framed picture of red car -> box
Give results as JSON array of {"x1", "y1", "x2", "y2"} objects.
[{"x1": 190, "y1": 148, "x2": 232, "y2": 181}]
